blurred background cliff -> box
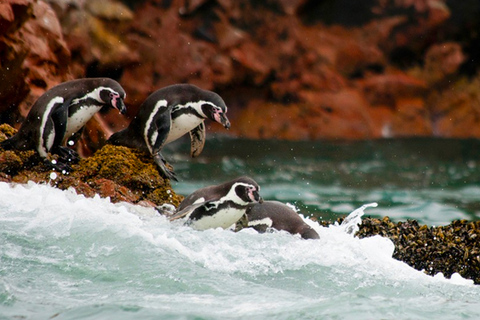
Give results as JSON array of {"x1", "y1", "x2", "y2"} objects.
[{"x1": 1, "y1": 0, "x2": 480, "y2": 155}]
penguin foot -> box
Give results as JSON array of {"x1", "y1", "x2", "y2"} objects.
[
  {"x1": 43, "y1": 158, "x2": 73, "y2": 173},
  {"x1": 54, "y1": 146, "x2": 80, "y2": 163},
  {"x1": 153, "y1": 153, "x2": 178, "y2": 181}
]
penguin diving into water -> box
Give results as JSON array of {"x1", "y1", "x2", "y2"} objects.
[
  {"x1": 244, "y1": 201, "x2": 320, "y2": 239},
  {"x1": 108, "y1": 84, "x2": 230, "y2": 181},
  {"x1": 167, "y1": 176, "x2": 262, "y2": 230},
  {"x1": 1, "y1": 78, "x2": 126, "y2": 171}
]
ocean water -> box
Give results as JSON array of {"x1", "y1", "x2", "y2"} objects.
[
  {"x1": 169, "y1": 137, "x2": 480, "y2": 226},
  {"x1": 1, "y1": 182, "x2": 479, "y2": 320},
  {"x1": 2, "y1": 137, "x2": 480, "y2": 319}
]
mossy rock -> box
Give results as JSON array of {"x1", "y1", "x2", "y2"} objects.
[
  {"x1": 0, "y1": 123, "x2": 17, "y2": 141},
  {"x1": 0, "y1": 124, "x2": 183, "y2": 207}
]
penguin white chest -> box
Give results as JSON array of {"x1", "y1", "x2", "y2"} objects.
[
  {"x1": 65, "y1": 105, "x2": 102, "y2": 140},
  {"x1": 190, "y1": 207, "x2": 245, "y2": 231},
  {"x1": 165, "y1": 114, "x2": 203, "y2": 144}
]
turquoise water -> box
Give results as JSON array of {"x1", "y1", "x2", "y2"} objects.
[
  {"x1": 170, "y1": 137, "x2": 480, "y2": 226},
  {"x1": 2, "y1": 137, "x2": 480, "y2": 319}
]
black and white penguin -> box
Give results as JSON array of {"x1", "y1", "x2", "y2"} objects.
[
  {"x1": 244, "y1": 201, "x2": 320, "y2": 240},
  {"x1": 168, "y1": 176, "x2": 262, "y2": 230},
  {"x1": 1, "y1": 78, "x2": 126, "y2": 169},
  {"x1": 107, "y1": 84, "x2": 230, "y2": 181}
]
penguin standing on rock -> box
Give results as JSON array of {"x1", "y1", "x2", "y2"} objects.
[
  {"x1": 107, "y1": 84, "x2": 230, "y2": 181},
  {"x1": 168, "y1": 176, "x2": 262, "y2": 231},
  {"x1": 1, "y1": 78, "x2": 126, "y2": 170}
]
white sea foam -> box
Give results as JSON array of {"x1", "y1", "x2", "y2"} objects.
[{"x1": 0, "y1": 181, "x2": 478, "y2": 320}]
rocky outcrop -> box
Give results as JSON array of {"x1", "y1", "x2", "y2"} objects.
[
  {"x1": 2, "y1": 0, "x2": 480, "y2": 147},
  {"x1": 0, "y1": 124, "x2": 183, "y2": 207},
  {"x1": 0, "y1": 0, "x2": 71, "y2": 126},
  {"x1": 356, "y1": 217, "x2": 480, "y2": 285}
]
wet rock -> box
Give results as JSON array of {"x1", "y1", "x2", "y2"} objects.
[
  {"x1": 0, "y1": 124, "x2": 183, "y2": 208},
  {"x1": 356, "y1": 217, "x2": 480, "y2": 285}
]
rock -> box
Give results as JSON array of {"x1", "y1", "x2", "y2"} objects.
[
  {"x1": 423, "y1": 42, "x2": 465, "y2": 84},
  {"x1": 3, "y1": 0, "x2": 480, "y2": 143},
  {"x1": 0, "y1": 124, "x2": 183, "y2": 207},
  {"x1": 356, "y1": 217, "x2": 480, "y2": 285},
  {"x1": 234, "y1": 89, "x2": 374, "y2": 140},
  {"x1": 359, "y1": 71, "x2": 427, "y2": 107},
  {"x1": 428, "y1": 76, "x2": 480, "y2": 137},
  {"x1": 47, "y1": 0, "x2": 138, "y2": 78},
  {"x1": 0, "y1": 0, "x2": 70, "y2": 124}
]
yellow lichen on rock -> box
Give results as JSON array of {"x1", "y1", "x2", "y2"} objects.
[{"x1": 0, "y1": 124, "x2": 183, "y2": 207}]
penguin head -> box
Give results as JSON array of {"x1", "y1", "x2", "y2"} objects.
[
  {"x1": 99, "y1": 87, "x2": 127, "y2": 115},
  {"x1": 231, "y1": 176, "x2": 262, "y2": 204},
  {"x1": 200, "y1": 95, "x2": 230, "y2": 129}
]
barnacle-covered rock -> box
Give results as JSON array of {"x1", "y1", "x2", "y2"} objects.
[{"x1": 356, "y1": 217, "x2": 480, "y2": 285}]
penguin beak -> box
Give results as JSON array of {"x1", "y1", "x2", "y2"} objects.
[
  {"x1": 109, "y1": 92, "x2": 126, "y2": 114},
  {"x1": 115, "y1": 98, "x2": 127, "y2": 115},
  {"x1": 221, "y1": 114, "x2": 231, "y2": 129},
  {"x1": 214, "y1": 111, "x2": 231, "y2": 129},
  {"x1": 252, "y1": 190, "x2": 262, "y2": 203}
]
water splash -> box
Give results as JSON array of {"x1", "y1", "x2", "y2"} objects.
[
  {"x1": 340, "y1": 202, "x2": 378, "y2": 235},
  {"x1": 0, "y1": 183, "x2": 478, "y2": 320}
]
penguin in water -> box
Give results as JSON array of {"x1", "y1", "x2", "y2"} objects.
[
  {"x1": 107, "y1": 84, "x2": 230, "y2": 181},
  {"x1": 167, "y1": 176, "x2": 262, "y2": 230},
  {"x1": 1, "y1": 78, "x2": 126, "y2": 170},
  {"x1": 244, "y1": 201, "x2": 320, "y2": 240}
]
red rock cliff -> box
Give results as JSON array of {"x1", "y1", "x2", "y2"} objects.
[{"x1": 2, "y1": 0, "x2": 480, "y2": 151}]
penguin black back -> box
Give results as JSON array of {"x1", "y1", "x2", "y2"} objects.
[
  {"x1": 1, "y1": 78, "x2": 126, "y2": 168},
  {"x1": 246, "y1": 201, "x2": 320, "y2": 240},
  {"x1": 169, "y1": 176, "x2": 262, "y2": 230},
  {"x1": 108, "y1": 84, "x2": 230, "y2": 181},
  {"x1": 177, "y1": 176, "x2": 260, "y2": 211}
]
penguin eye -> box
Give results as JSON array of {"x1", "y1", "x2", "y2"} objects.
[{"x1": 110, "y1": 92, "x2": 120, "y2": 99}]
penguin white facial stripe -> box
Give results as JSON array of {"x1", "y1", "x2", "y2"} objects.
[
  {"x1": 144, "y1": 99, "x2": 168, "y2": 153},
  {"x1": 38, "y1": 96, "x2": 64, "y2": 157},
  {"x1": 172, "y1": 100, "x2": 217, "y2": 119},
  {"x1": 221, "y1": 182, "x2": 257, "y2": 206},
  {"x1": 71, "y1": 86, "x2": 114, "y2": 105}
]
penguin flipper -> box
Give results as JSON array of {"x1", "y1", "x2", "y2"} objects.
[
  {"x1": 50, "y1": 99, "x2": 72, "y2": 149},
  {"x1": 50, "y1": 111, "x2": 78, "y2": 163},
  {"x1": 168, "y1": 202, "x2": 205, "y2": 221},
  {"x1": 189, "y1": 122, "x2": 205, "y2": 158},
  {"x1": 153, "y1": 152, "x2": 178, "y2": 181}
]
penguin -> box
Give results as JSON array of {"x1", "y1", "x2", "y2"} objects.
[
  {"x1": 168, "y1": 176, "x2": 262, "y2": 231},
  {"x1": 1, "y1": 78, "x2": 126, "y2": 170},
  {"x1": 244, "y1": 201, "x2": 320, "y2": 240},
  {"x1": 107, "y1": 84, "x2": 230, "y2": 181}
]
